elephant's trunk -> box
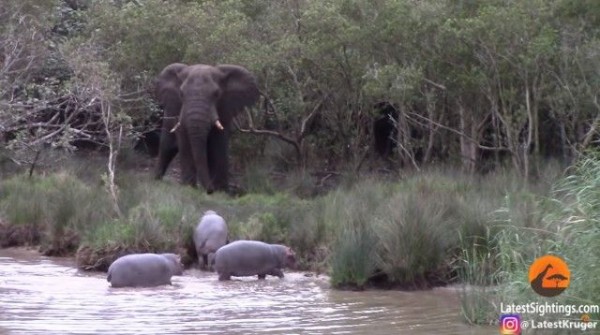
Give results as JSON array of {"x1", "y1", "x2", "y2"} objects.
[
  {"x1": 185, "y1": 97, "x2": 221, "y2": 124},
  {"x1": 183, "y1": 100, "x2": 221, "y2": 193}
]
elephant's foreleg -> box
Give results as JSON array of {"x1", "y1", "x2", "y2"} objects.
[
  {"x1": 154, "y1": 128, "x2": 178, "y2": 179},
  {"x1": 207, "y1": 128, "x2": 229, "y2": 192},
  {"x1": 176, "y1": 126, "x2": 197, "y2": 186}
]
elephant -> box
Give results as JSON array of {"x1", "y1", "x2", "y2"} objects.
[
  {"x1": 107, "y1": 253, "x2": 183, "y2": 288},
  {"x1": 193, "y1": 210, "x2": 228, "y2": 270},
  {"x1": 153, "y1": 63, "x2": 260, "y2": 193},
  {"x1": 213, "y1": 240, "x2": 296, "y2": 281}
]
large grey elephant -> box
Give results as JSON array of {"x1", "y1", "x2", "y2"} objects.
[{"x1": 153, "y1": 63, "x2": 260, "y2": 193}]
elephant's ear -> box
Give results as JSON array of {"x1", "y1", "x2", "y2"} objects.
[
  {"x1": 216, "y1": 64, "x2": 260, "y2": 125},
  {"x1": 158, "y1": 63, "x2": 188, "y2": 87},
  {"x1": 155, "y1": 63, "x2": 187, "y2": 99}
]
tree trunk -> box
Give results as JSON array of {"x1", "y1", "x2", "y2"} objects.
[{"x1": 458, "y1": 103, "x2": 477, "y2": 173}]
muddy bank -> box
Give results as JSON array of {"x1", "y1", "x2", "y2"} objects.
[{"x1": 0, "y1": 222, "x2": 40, "y2": 248}]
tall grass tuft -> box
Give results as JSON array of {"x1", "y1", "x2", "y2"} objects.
[
  {"x1": 0, "y1": 175, "x2": 51, "y2": 229},
  {"x1": 323, "y1": 170, "x2": 516, "y2": 290},
  {"x1": 374, "y1": 191, "x2": 458, "y2": 286},
  {"x1": 329, "y1": 219, "x2": 377, "y2": 288},
  {"x1": 319, "y1": 178, "x2": 396, "y2": 288},
  {"x1": 548, "y1": 152, "x2": 600, "y2": 319},
  {"x1": 0, "y1": 172, "x2": 111, "y2": 251},
  {"x1": 457, "y1": 152, "x2": 600, "y2": 325},
  {"x1": 456, "y1": 231, "x2": 499, "y2": 325},
  {"x1": 288, "y1": 202, "x2": 328, "y2": 271}
]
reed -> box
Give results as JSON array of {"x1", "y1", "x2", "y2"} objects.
[{"x1": 456, "y1": 153, "x2": 600, "y2": 325}]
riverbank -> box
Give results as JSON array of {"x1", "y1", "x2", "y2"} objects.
[
  {"x1": 0, "y1": 163, "x2": 545, "y2": 277},
  {"x1": 1, "y1": 153, "x2": 598, "y2": 325}
]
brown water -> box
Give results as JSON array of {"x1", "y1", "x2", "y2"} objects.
[{"x1": 0, "y1": 248, "x2": 493, "y2": 335}]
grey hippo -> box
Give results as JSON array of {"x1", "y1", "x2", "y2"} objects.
[
  {"x1": 193, "y1": 210, "x2": 228, "y2": 270},
  {"x1": 107, "y1": 253, "x2": 183, "y2": 288},
  {"x1": 214, "y1": 240, "x2": 296, "y2": 281}
]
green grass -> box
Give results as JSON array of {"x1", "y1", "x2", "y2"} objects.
[
  {"x1": 329, "y1": 220, "x2": 377, "y2": 288},
  {"x1": 0, "y1": 172, "x2": 111, "y2": 250},
  {"x1": 456, "y1": 231, "x2": 502, "y2": 325},
  {"x1": 1, "y1": 153, "x2": 596, "y2": 320},
  {"x1": 454, "y1": 152, "x2": 600, "y2": 326},
  {"x1": 0, "y1": 167, "x2": 318, "y2": 269},
  {"x1": 321, "y1": 170, "x2": 523, "y2": 289}
]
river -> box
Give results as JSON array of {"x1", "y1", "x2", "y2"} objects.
[{"x1": 0, "y1": 248, "x2": 493, "y2": 334}]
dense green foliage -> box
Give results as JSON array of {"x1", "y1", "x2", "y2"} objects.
[{"x1": 1, "y1": 0, "x2": 598, "y2": 175}]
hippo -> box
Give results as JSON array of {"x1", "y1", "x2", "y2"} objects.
[
  {"x1": 193, "y1": 210, "x2": 229, "y2": 270},
  {"x1": 107, "y1": 253, "x2": 183, "y2": 288},
  {"x1": 214, "y1": 240, "x2": 296, "y2": 281}
]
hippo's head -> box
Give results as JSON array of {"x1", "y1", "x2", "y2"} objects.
[
  {"x1": 161, "y1": 253, "x2": 184, "y2": 276},
  {"x1": 284, "y1": 247, "x2": 296, "y2": 269}
]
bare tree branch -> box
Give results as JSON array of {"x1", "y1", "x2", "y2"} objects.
[
  {"x1": 404, "y1": 110, "x2": 509, "y2": 151},
  {"x1": 299, "y1": 94, "x2": 328, "y2": 140},
  {"x1": 235, "y1": 109, "x2": 302, "y2": 159}
]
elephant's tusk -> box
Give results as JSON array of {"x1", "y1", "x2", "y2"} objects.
[
  {"x1": 215, "y1": 120, "x2": 224, "y2": 130},
  {"x1": 170, "y1": 121, "x2": 181, "y2": 133}
]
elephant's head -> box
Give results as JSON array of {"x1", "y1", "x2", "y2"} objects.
[
  {"x1": 154, "y1": 63, "x2": 259, "y2": 193},
  {"x1": 178, "y1": 65, "x2": 224, "y2": 131}
]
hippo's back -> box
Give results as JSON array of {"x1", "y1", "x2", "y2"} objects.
[
  {"x1": 107, "y1": 253, "x2": 175, "y2": 288},
  {"x1": 214, "y1": 240, "x2": 275, "y2": 277},
  {"x1": 194, "y1": 212, "x2": 228, "y2": 255}
]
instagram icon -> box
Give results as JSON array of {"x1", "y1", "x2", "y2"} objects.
[{"x1": 500, "y1": 314, "x2": 521, "y2": 335}]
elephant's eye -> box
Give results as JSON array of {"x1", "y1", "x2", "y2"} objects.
[{"x1": 211, "y1": 90, "x2": 221, "y2": 100}]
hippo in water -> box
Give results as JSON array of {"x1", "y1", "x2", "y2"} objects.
[
  {"x1": 193, "y1": 210, "x2": 228, "y2": 270},
  {"x1": 214, "y1": 240, "x2": 296, "y2": 281},
  {"x1": 107, "y1": 253, "x2": 183, "y2": 288}
]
